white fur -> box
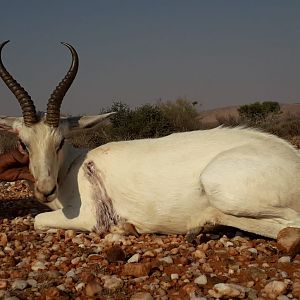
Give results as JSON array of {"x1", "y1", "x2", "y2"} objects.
[{"x1": 1, "y1": 114, "x2": 300, "y2": 239}]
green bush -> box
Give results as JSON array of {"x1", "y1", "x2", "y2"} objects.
[
  {"x1": 238, "y1": 101, "x2": 281, "y2": 124},
  {"x1": 103, "y1": 101, "x2": 175, "y2": 140},
  {"x1": 159, "y1": 98, "x2": 200, "y2": 132}
]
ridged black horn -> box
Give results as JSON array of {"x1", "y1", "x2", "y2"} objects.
[
  {"x1": 0, "y1": 40, "x2": 38, "y2": 126},
  {"x1": 46, "y1": 42, "x2": 79, "y2": 127}
]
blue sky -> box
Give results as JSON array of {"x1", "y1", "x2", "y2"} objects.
[{"x1": 1, "y1": 1, "x2": 300, "y2": 115}]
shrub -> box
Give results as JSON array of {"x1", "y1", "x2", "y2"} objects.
[
  {"x1": 103, "y1": 101, "x2": 174, "y2": 140},
  {"x1": 238, "y1": 101, "x2": 281, "y2": 124},
  {"x1": 159, "y1": 98, "x2": 200, "y2": 132}
]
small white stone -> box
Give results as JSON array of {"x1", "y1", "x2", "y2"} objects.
[
  {"x1": 57, "y1": 284, "x2": 66, "y2": 291},
  {"x1": 143, "y1": 250, "x2": 155, "y2": 257},
  {"x1": 71, "y1": 257, "x2": 81, "y2": 265},
  {"x1": 262, "y1": 281, "x2": 286, "y2": 298},
  {"x1": 171, "y1": 273, "x2": 179, "y2": 280},
  {"x1": 66, "y1": 269, "x2": 76, "y2": 278},
  {"x1": 208, "y1": 283, "x2": 246, "y2": 298},
  {"x1": 247, "y1": 248, "x2": 258, "y2": 255},
  {"x1": 27, "y1": 279, "x2": 37, "y2": 288},
  {"x1": 103, "y1": 276, "x2": 123, "y2": 291},
  {"x1": 128, "y1": 253, "x2": 141, "y2": 263},
  {"x1": 277, "y1": 295, "x2": 289, "y2": 300},
  {"x1": 44, "y1": 235, "x2": 53, "y2": 242},
  {"x1": 75, "y1": 282, "x2": 85, "y2": 291},
  {"x1": 278, "y1": 256, "x2": 291, "y2": 263},
  {"x1": 159, "y1": 256, "x2": 173, "y2": 264},
  {"x1": 31, "y1": 261, "x2": 46, "y2": 271},
  {"x1": 11, "y1": 279, "x2": 28, "y2": 290},
  {"x1": 194, "y1": 274, "x2": 208, "y2": 285}
]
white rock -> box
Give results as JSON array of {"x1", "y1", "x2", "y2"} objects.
[
  {"x1": 171, "y1": 273, "x2": 179, "y2": 280},
  {"x1": 103, "y1": 276, "x2": 123, "y2": 291},
  {"x1": 31, "y1": 261, "x2": 46, "y2": 271},
  {"x1": 159, "y1": 256, "x2": 173, "y2": 264},
  {"x1": 27, "y1": 279, "x2": 37, "y2": 288},
  {"x1": 277, "y1": 295, "x2": 289, "y2": 300},
  {"x1": 66, "y1": 269, "x2": 76, "y2": 278},
  {"x1": 130, "y1": 292, "x2": 153, "y2": 300},
  {"x1": 75, "y1": 282, "x2": 85, "y2": 291},
  {"x1": 11, "y1": 279, "x2": 28, "y2": 290},
  {"x1": 278, "y1": 256, "x2": 291, "y2": 263},
  {"x1": 208, "y1": 283, "x2": 246, "y2": 298},
  {"x1": 193, "y1": 249, "x2": 206, "y2": 259},
  {"x1": 44, "y1": 235, "x2": 53, "y2": 242},
  {"x1": 128, "y1": 253, "x2": 141, "y2": 263},
  {"x1": 57, "y1": 284, "x2": 66, "y2": 291},
  {"x1": 262, "y1": 281, "x2": 287, "y2": 298},
  {"x1": 71, "y1": 257, "x2": 81, "y2": 265},
  {"x1": 247, "y1": 248, "x2": 258, "y2": 255},
  {"x1": 194, "y1": 274, "x2": 208, "y2": 285},
  {"x1": 143, "y1": 250, "x2": 155, "y2": 257}
]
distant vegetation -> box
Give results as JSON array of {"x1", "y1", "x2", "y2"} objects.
[
  {"x1": 0, "y1": 99, "x2": 299, "y2": 152},
  {"x1": 69, "y1": 99, "x2": 300, "y2": 149},
  {"x1": 238, "y1": 101, "x2": 282, "y2": 124}
]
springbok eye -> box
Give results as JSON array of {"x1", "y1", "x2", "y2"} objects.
[
  {"x1": 57, "y1": 138, "x2": 65, "y2": 152},
  {"x1": 19, "y1": 140, "x2": 29, "y2": 153}
]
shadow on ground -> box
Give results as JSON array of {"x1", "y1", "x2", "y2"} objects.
[{"x1": 0, "y1": 198, "x2": 50, "y2": 219}]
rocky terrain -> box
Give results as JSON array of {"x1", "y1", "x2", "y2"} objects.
[{"x1": 0, "y1": 182, "x2": 299, "y2": 300}]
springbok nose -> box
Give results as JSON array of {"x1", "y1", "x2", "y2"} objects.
[{"x1": 37, "y1": 185, "x2": 57, "y2": 197}]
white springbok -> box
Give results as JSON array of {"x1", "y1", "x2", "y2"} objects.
[{"x1": 0, "y1": 41, "x2": 300, "y2": 239}]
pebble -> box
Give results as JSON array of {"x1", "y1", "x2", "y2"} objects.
[
  {"x1": 208, "y1": 283, "x2": 246, "y2": 298},
  {"x1": 277, "y1": 227, "x2": 300, "y2": 256},
  {"x1": 247, "y1": 248, "x2": 258, "y2": 255},
  {"x1": 193, "y1": 249, "x2": 206, "y2": 259},
  {"x1": 171, "y1": 273, "x2": 179, "y2": 280},
  {"x1": 64, "y1": 229, "x2": 76, "y2": 241},
  {"x1": 0, "y1": 233, "x2": 8, "y2": 247},
  {"x1": 71, "y1": 257, "x2": 81, "y2": 265},
  {"x1": 130, "y1": 292, "x2": 153, "y2": 300},
  {"x1": 103, "y1": 275, "x2": 123, "y2": 291},
  {"x1": 106, "y1": 245, "x2": 126, "y2": 262},
  {"x1": 31, "y1": 260, "x2": 46, "y2": 271},
  {"x1": 143, "y1": 250, "x2": 156, "y2": 257},
  {"x1": 11, "y1": 279, "x2": 28, "y2": 290},
  {"x1": 194, "y1": 274, "x2": 208, "y2": 285},
  {"x1": 123, "y1": 262, "x2": 153, "y2": 277},
  {"x1": 0, "y1": 280, "x2": 7, "y2": 289},
  {"x1": 291, "y1": 280, "x2": 300, "y2": 297},
  {"x1": 159, "y1": 256, "x2": 173, "y2": 264},
  {"x1": 75, "y1": 282, "x2": 85, "y2": 291},
  {"x1": 278, "y1": 256, "x2": 291, "y2": 263},
  {"x1": 57, "y1": 284, "x2": 66, "y2": 291},
  {"x1": 277, "y1": 295, "x2": 290, "y2": 300},
  {"x1": 262, "y1": 281, "x2": 287, "y2": 299},
  {"x1": 85, "y1": 280, "x2": 102, "y2": 297},
  {"x1": 128, "y1": 253, "x2": 141, "y2": 263},
  {"x1": 27, "y1": 279, "x2": 37, "y2": 288}
]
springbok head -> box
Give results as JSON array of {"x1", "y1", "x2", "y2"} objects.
[{"x1": 0, "y1": 41, "x2": 112, "y2": 203}]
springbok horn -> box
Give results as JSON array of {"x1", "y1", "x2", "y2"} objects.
[
  {"x1": 0, "y1": 40, "x2": 38, "y2": 126},
  {"x1": 46, "y1": 42, "x2": 79, "y2": 127}
]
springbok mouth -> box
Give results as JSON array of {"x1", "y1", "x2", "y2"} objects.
[{"x1": 35, "y1": 186, "x2": 57, "y2": 203}]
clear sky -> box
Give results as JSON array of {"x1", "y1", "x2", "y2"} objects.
[{"x1": 1, "y1": 1, "x2": 300, "y2": 115}]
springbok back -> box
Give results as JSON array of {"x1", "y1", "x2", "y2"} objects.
[{"x1": 1, "y1": 41, "x2": 300, "y2": 239}]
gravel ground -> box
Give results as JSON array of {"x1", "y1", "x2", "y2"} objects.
[{"x1": 0, "y1": 182, "x2": 300, "y2": 300}]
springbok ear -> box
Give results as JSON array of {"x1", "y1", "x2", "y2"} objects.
[
  {"x1": 0, "y1": 116, "x2": 23, "y2": 133},
  {"x1": 63, "y1": 112, "x2": 116, "y2": 129}
]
